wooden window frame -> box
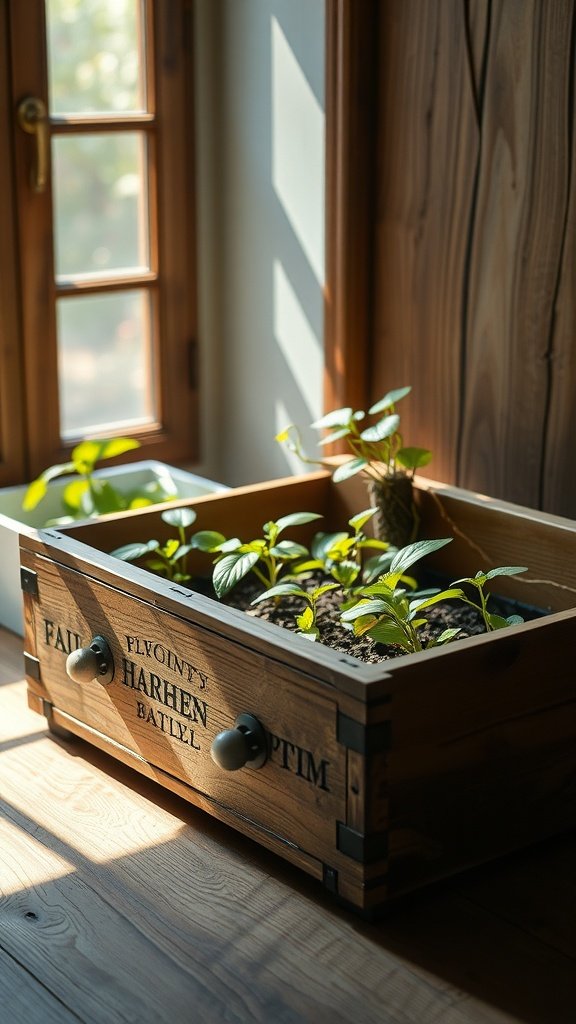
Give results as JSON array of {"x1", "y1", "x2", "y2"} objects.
[{"x1": 3, "y1": 0, "x2": 198, "y2": 483}]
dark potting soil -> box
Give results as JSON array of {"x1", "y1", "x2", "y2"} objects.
[{"x1": 206, "y1": 572, "x2": 544, "y2": 666}]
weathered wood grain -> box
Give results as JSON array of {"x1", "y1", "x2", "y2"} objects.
[
  {"x1": 0, "y1": 946, "x2": 78, "y2": 1024},
  {"x1": 459, "y1": 0, "x2": 575, "y2": 506},
  {"x1": 540, "y1": 3, "x2": 576, "y2": 515},
  {"x1": 333, "y1": 0, "x2": 576, "y2": 516},
  {"x1": 371, "y1": 0, "x2": 479, "y2": 486}
]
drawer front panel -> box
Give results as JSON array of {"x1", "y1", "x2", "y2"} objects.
[{"x1": 26, "y1": 554, "x2": 346, "y2": 864}]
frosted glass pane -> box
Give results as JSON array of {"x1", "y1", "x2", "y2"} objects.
[
  {"x1": 46, "y1": 0, "x2": 145, "y2": 115},
  {"x1": 57, "y1": 290, "x2": 155, "y2": 437},
  {"x1": 53, "y1": 132, "x2": 149, "y2": 278}
]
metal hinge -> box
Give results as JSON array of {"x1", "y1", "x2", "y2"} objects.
[
  {"x1": 20, "y1": 567, "x2": 39, "y2": 598},
  {"x1": 337, "y1": 823, "x2": 388, "y2": 863},
  {"x1": 336, "y1": 712, "x2": 391, "y2": 754}
]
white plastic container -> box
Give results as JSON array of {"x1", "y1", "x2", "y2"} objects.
[{"x1": 0, "y1": 461, "x2": 228, "y2": 636}]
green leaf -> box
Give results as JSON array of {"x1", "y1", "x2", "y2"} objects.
[
  {"x1": 217, "y1": 537, "x2": 242, "y2": 553},
  {"x1": 62, "y1": 479, "x2": 90, "y2": 514},
  {"x1": 332, "y1": 457, "x2": 368, "y2": 483},
  {"x1": 98, "y1": 437, "x2": 140, "y2": 460},
  {"x1": 349, "y1": 507, "x2": 378, "y2": 532},
  {"x1": 486, "y1": 613, "x2": 510, "y2": 631},
  {"x1": 311, "y1": 532, "x2": 348, "y2": 561},
  {"x1": 128, "y1": 496, "x2": 154, "y2": 509},
  {"x1": 311, "y1": 407, "x2": 354, "y2": 430},
  {"x1": 22, "y1": 478, "x2": 48, "y2": 512},
  {"x1": 485, "y1": 566, "x2": 528, "y2": 580},
  {"x1": 190, "y1": 530, "x2": 227, "y2": 552},
  {"x1": 506, "y1": 614, "x2": 525, "y2": 626},
  {"x1": 275, "y1": 511, "x2": 323, "y2": 533},
  {"x1": 71, "y1": 437, "x2": 140, "y2": 473},
  {"x1": 162, "y1": 539, "x2": 180, "y2": 559},
  {"x1": 360, "y1": 414, "x2": 400, "y2": 443},
  {"x1": 331, "y1": 560, "x2": 360, "y2": 588},
  {"x1": 297, "y1": 606, "x2": 315, "y2": 630},
  {"x1": 252, "y1": 583, "x2": 309, "y2": 604},
  {"x1": 111, "y1": 540, "x2": 159, "y2": 562},
  {"x1": 408, "y1": 588, "x2": 465, "y2": 613},
  {"x1": 317, "y1": 427, "x2": 352, "y2": 446},
  {"x1": 362, "y1": 550, "x2": 397, "y2": 583},
  {"x1": 396, "y1": 446, "x2": 433, "y2": 470},
  {"x1": 22, "y1": 461, "x2": 76, "y2": 511},
  {"x1": 431, "y1": 628, "x2": 464, "y2": 647},
  {"x1": 367, "y1": 620, "x2": 411, "y2": 649},
  {"x1": 269, "y1": 540, "x2": 310, "y2": 559},
  {"x1": 368, "y1": 386, "x2": 411, "y2": 415},
  {"x1": 213, "y1": 551, "x2": 260, "y2": 598},
  {"x1": 89, "y1": 480, "x2": 126, "y2": 515},
  {"x1": 288, "y1": 558, "x2": 324, "y2": 573},
  {"x1": 341, "y1": 599, "x2": 390, "y2": 622},
  {"x1": 310, "y1": 582, "x2": 340, "y2": 600},
  {"x1": 161, "y1": 507, "x2": 197, "y2": 529},
  {"x1": 389, "y1": 538, "x2": 452, "y2": 577}
]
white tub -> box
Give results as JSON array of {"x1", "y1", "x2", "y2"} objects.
[{"x1": 0, "y1": 461, "x2": 228, "y2": 636}]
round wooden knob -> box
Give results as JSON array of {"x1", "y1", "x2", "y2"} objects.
[
  {"x1": 211, "y1": 713, "x2": 267, "y2": 771},
  {"x1": 66, "y1": 635, "x2": 114, "y2": 686}
]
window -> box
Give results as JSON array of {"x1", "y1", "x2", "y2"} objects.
[{"x1": 0, "y1": 0, "x2": 197, "y2": 485}]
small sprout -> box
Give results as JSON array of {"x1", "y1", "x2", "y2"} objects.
[
  {"x1": 111, "y1": 507, "x2": 200, "y2": 583},
  {"x1": 212, "y1": 512, "x2": 323, "y2": 598},
  {"x1": 252, "y1": 581, "x2": 340, "y2": 641},
  {"x1": 451, "y1": 566, "x2": 528, "y2": 632}
]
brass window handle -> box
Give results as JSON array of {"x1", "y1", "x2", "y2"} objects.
[{"x1": 17, "y1": 95, "x2": 49, "y2": 193}]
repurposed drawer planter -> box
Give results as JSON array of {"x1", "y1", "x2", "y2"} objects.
[{"x1": 20, "y1": 470, "x2": 576, "y2": 915}]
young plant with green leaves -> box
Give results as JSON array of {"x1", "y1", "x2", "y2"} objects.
[
  {"x1": 22, "y1": 436, "x2": 178, "y2": 525},
  {"x1": 276, "y1": 386, "x2": 432, "y2": 548},
  {"x1": 112, "y1": 508, "x2": 204, "y2": 583},
  {"x1": 251, "y1": 580, "x2": 340, "y2": 641},
  {"x1": 277, "y1": 387, "x2": 431, "y2": 485},
  {"x1": 302, "y1": 507, "x2": 393, "y2": 596},
  {"x1": 450, "y1": 567, "x2": 528, "y2": 632},
  {"x1": 340, "y1": 538, "x2": 467, "y2": 654},
  {"x1": 212, "y1": 512, "x2": 323, "y2": 599}
]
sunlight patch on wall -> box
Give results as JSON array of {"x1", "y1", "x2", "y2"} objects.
[
  {"x1": 272, "y1": 15, "x2": 325, "y2": 285},
  {"x1": 274, "y1": 258, "x2": 322, "y2": 423}
]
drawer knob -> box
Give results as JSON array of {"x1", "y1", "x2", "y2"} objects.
[
  {"x1": 66, "y1": 635, "x2": 114, "y2": 686},
  {"x1": 211, "y1": 713, "x2": 267, "y2": 771}
]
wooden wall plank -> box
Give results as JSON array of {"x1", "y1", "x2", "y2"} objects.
[
  {"x1": 371, "y1": 0, "x2": 479, "y2": 485},
  {"x1": 458, "y1": 0, "x2": 575, "y2": 506},
  {"x1": 541, "y1": 4, "x2": 576, "y2": 515}
]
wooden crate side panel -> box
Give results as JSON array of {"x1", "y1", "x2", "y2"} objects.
[
  {"x1": 384, "y1": 611, "x2": 576, "y2": 897},
  {"x1": 415, "y1": 481, "x2": 576, "y2": 612}
]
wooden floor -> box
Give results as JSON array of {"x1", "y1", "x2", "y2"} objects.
[{"x1": 0, "y1": 627, "x2": 575, "y2": 1024}]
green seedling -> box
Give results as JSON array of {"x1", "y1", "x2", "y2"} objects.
[
  {"x1": 298, "y1": 507, "x2": 392, "y2": 596},
  {"x1": 341, "y1": 538, "x2": 463, "y2": 654},
  {"x1": 212, "y1": 512, "x2": 323, "y2": 599},
  {"x1": 112, "y1": 508, "x2": 207, "y2": 583},
  {"x1": 277, "y1": 386, "x2": 431, "y2": 486},
  {"x1": 251, "y1": 580, "x2": 340, "y2": 641},
  {"x1": 22, "y1": 436, "x2": 178, "y2": 525},
  {"x1": 451, "y1": 567, "x2": 528, "y2": 632}
]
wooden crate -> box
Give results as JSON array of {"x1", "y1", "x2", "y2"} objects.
[{"x1": 20, "y1": 470, "x2": 576, "y2": 915}]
